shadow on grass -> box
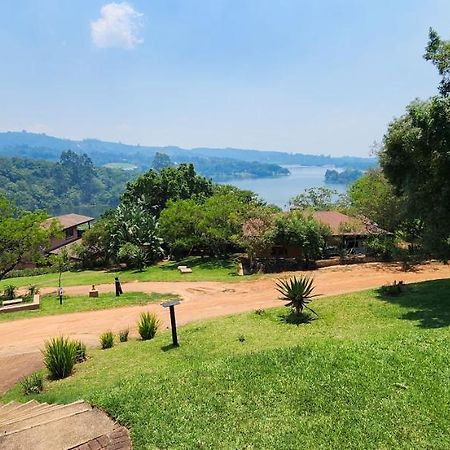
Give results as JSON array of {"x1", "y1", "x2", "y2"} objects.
[
  {"x1": 279, "y1": 311, "x2": 316, "y2": 325},
  {"x1": 161, "y1": 343, "x2": 180, "y2": 352},
  {"x1": 376, "y1": 279, "x2": 450, "y2": 329},
  {"x1": 160, "y1": 256, "x2": 237, "y2": 275}
]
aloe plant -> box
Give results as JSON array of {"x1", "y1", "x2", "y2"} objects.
[{"x1": 276, "y1": 276, "x2": 319, "y2": 317}]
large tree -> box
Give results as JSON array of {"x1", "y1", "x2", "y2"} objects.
[
  {"x1": 0, "y1": 196, "x2": 59, "y2": 280},
  {"x1": 121, "y1": 164, "x2": 213, "y2": 215}
]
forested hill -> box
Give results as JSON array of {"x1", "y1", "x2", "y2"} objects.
[
  {"x1": 0, "y1": 151, "x2": 134, "y2": 217},
  {"x1": 0, "y1": 131, "x2": 376, "y2": 172}
]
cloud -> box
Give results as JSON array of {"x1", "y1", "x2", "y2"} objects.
[{"x1": 91, "y1": 2, "x2": 143, "y2": 49}]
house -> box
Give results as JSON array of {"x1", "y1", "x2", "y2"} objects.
[
  {"x1": 44, "y1": 213, "x2": 94, "y2": 255},
  {"x1": 307, "y1": 210, "x2": 391, "y2": 255}
]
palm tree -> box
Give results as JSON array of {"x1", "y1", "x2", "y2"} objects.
[{"x1": 276, "y1": 276, "x2": 319, "y2": 317}]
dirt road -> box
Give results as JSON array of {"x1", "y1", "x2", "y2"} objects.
[{"x1": 1, "y1": 262, "x2": 449, "y2": 394}]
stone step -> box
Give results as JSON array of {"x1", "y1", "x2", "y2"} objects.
[
  {"x1": 0, "y1": 400, "x2": 39, "y2": 419},
  {"x1": 0, "y1": 403, "x2": 58, "y2": 426},
  {"x1": 0, "y1": 402, "x2": 17, "y2": 415},
  {"x1": 0, "y1": 401, "x2": 46, "y2": 424},
  {"x1": 0, "y1": 400, "x2": 91, "y2": 434},
  {"x1": 0, "y1": 408, "x2": 117, "y2": 450}
]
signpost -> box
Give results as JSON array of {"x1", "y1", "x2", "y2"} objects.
[{"x1": 161, "y1": 300, "x2": 181, "y2": 347}]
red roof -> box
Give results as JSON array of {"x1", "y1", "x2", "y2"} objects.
[{"x1": 306, "y1": 211, "x2": 388, "y2": 236}]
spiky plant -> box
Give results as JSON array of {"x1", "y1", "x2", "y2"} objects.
[{"x1": 276, "y1": 276, "x2": 319, "y2": 317}]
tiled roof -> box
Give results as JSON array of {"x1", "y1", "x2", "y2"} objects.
[{"x1": 45, "y1": 213, "x2": 94, "y2": 230}]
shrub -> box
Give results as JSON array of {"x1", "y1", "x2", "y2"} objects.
[
  {"x1": 119, "y1": 329, "x2": 129, "y2": 342},
  {"x1": 100, "y1": 331, "x2": 114, "y2": 349},
  {"x1": 380, "y1": 280, "x2": 406, "y2": 297},
  {"x1": 74, "y1": 340, "x2": 87, "y2": 362},
  {"x1": 276, "y1": 276, "x2": 319, "y2": 317},
  {"x1": 43, "y1": 337, "x2": 77, "y2": 380},
  {"x1": 138, "y1": 312, "x2": 160, "y2": 340},
  {"x1": 3, "y1": 284, "x2": 17, "y2": 300},
  {"x1": 20, "y1": 372, "x2": 44, "y2": 395}
]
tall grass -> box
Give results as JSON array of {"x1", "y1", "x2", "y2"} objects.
[
  {"x1": 138, "y1": 312, "x2": 160, "y2": 340},
  {"x1": 100, "y1": 331, "x2": 114, "y2": 349},
  {"x1": 42, "y1": 337, "x2": 77, "y2": 380}
]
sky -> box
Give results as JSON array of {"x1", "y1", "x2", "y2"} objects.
[{"x1": 0, "y1": 1, "x2": 448, "y2": 156}]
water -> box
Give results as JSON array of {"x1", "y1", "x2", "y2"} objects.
[{"x1": 225, "y1": 165, "x2": 346, "y2": 209}]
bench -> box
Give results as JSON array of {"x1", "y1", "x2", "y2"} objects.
[
  {"x1": 2, "y1": 298, "x2": 23, "y2": 306},
  {"x1": 177, "y1": 265, "x2": 193, "y2": 274}
]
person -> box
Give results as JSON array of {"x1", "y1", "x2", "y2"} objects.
[
  {"x1": 58, "y1": 286, "x2": 63, "y2": 305},
  {"x1": 115, "y1": 277, "x2": 123, "y2": 297}
]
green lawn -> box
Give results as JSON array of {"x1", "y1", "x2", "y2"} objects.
[
  {"x1": 0, "y1": 292, "x2": 175, "y2": 323},
  {"x1": 3, "y1": 280, "x2": 450, "y2": 449},
  {"x1": 0, "y1": 257, "x2": 246, "y2": 290}
]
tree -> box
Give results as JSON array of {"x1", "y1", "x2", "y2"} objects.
[
  {"x1": 347, "y1": 169, "x2": 404, "y2": 231},
  {"x1": 0, "y1": 195, "x2": 60, "y2": 280},
  {"x1": 424, "y1": 28, "x2": 450, "y2": 95},
  {"x1": 271, "y1": 211, "x2": 330, "y2": 264},
  {"x1": 121, "y1": 164, "x2": 214, "y2": 215},
  {"x1": 110, "y1": 203, "x2": 164, "y2": 269},
  {"x1": 241, "y1": 211, "x2": 275, "y2": 262},
  {"x1": 289, "y1": 187, "x2": 345, "y2": 211},
  {"x1": 151, "y1": 152, "x2": 173, "y2": 171},
  {"x1": 380, "y1": 96, "x2": 450, "y2": 258}
]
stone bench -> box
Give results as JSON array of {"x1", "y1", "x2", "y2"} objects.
[
  {"x1": 177, "y1": 266, "x2": 193, "y2": 274},
  {"x1": 2, "y1": 298, "x2": 23, "y2": 306},
  {"x1": 0, "y1": 294, "x2": 40, "y2": 314}
]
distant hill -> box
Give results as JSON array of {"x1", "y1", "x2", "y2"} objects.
[{"x1": 0, "y1": 131, "x2": 376, "y2": 176}]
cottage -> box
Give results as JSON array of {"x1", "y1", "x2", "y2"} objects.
[
  {"x1": 45, "y1": 213, "x2": 94, "y2": 255},
  {"x1": 307, "y1": 210, "x2": 390, "y2": 255}
]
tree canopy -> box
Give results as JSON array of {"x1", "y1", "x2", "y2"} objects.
[{"x1": 0, "y1": 195, "x2": 60, "y2": 280}]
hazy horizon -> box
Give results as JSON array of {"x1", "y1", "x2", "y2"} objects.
[{"x1": 1, "y1": 1, "x2": 448, "y2": 156}]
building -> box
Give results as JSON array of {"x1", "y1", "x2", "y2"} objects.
[
  {"x1": 44, "y1": 213, "x2": 94, "y2": 255},
  {"x1": 307, "y1": 210, "x2": 390, "y2": 255}
]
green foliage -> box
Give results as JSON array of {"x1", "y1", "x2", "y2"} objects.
[
  {"x1": 380, "y1": 96, "x2": 450, "y2": 258},
  {"x1": 43, "y1": 337, "x2": 77, "y2": 380},
  {"x1": 276, "y1": 275, "x2": 318, "y2": 316},
  {"x1": 119, "y1": 329, "x2": 129, "y2": 342},
  {"x1": 160, "y1": 189, "x2": 265, "y2": 256},
  {"x1": 0, "y1": 195, "x2": 60, "y2": 281},
  {"x1": 138, "y1": 312, "x2": 160, "y2": 340},
  {"x1": 241, "y1": 211, "x2": 276, "y2": 261},
  {"x1": 3, "y1": 284, "x2": 17, "y2": 300},
  {"x1": 271, "y1": 211, "x2": 330, "y2": 263},
  {"x1": 74, "y1": 340, "x2": 87, "y2": 363},
  {"x1": 347, "y1": 169, "x2": 405, "y2": 231},
  {"x1": 424, "y1": 28, "x2": 450, "y2": 95},
  {"x1": 20, "y1": 372, "x2": 44, "y2": 395},
  {"x1": 110, "y1": 203, "x2": 163, "y2": 269},
  {"x1": 0, "y1": 152, "x2": 133, "y2": 216},
  {"x1": 365, "y1": 235, "x2": 396, "y2": 260},
  {"x1": 325, "y1": 168, "x2": 363, "y2": 185},
  {"x1": 289, "y1": 187, "x2": 345, "y2": 211},
  {"x1": 100, "y1": 331, "x2": 114, "y2": 349},
  {"x1": 122, "y1": 163, "x2": 214, "y2": 216},
  {"x1": 152, "y1": 152, "x2": 173, "y2": 171}
]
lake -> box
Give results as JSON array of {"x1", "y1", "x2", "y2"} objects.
[{"x1": 225, "y1": 165, "x2": 346, "y2": 209}]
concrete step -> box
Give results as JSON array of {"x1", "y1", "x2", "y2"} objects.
[
  {"x1": 0, "y1": 403, "x2": 59, "y2": 426},
  {"x1": 0, "y1": 402, "x2": 17, "y2": 415},
  {"x1": 0, "y1": 400, "x2": 38, "y2": 419},
  {"x1": 0, "y1": 400, "x2": 91, "y2": 434},
  {"x1": 0, "y1": 408, "x2": 117, "y2": 450}
]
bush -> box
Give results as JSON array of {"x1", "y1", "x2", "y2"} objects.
[
  {"x1": 100, "y1": 331, "x2": 114, "y2": 349},
  {"x1": 380, "y1": 280, "x2": 406, "y2": 297},
  {"x1": 3, "y1": 284, "x2": 17, "y2": 300},
  {"x1": 74, "y1": 340, "x2": 87, "y2": 362},
  {"x1": 138, "y1": 312, "x2": 160, "y2": 340},
  {"x1": 276, "y1": 276, "x2": 319, "y2": 317},
  {"x1": 119, "y1": 329, "x2": 129, "y2": 342},
  {"x1": 20, "y1": 372, "x2": 44, "y2": 395},
  {"x1": 43, "y1": 337, "x2": 77, "y2": 380}
]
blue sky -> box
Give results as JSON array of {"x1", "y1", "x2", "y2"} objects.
[{"x1": 0, "y1": 1, "x2": 448, "y2": 156}]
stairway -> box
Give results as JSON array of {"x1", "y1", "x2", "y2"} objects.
[{"x1": 0, "y1": 399, "x2": 131, "y2": 449}]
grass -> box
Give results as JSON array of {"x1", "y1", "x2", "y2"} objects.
[
  {"x1": 0, "y1": 257, "x2": 245, "y2": 290},
  {"x1": 0, "y1": 292, "x2": 174, "y2": 323},
  {"x1": 3, "y1": 279, "x2": 450, "y2": 449}
]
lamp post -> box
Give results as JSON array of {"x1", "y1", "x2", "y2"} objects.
[{"x1": 161, "y1": 300, "x2": 181, "y2": 347}]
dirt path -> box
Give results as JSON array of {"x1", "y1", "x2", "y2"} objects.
[{"x1": 1, "y1": 262, "x2": 450, "y2": 394}]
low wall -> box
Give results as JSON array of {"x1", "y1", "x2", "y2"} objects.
[{"x1": 0, "y1": 294, "x2": 40, "y2": 314}]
